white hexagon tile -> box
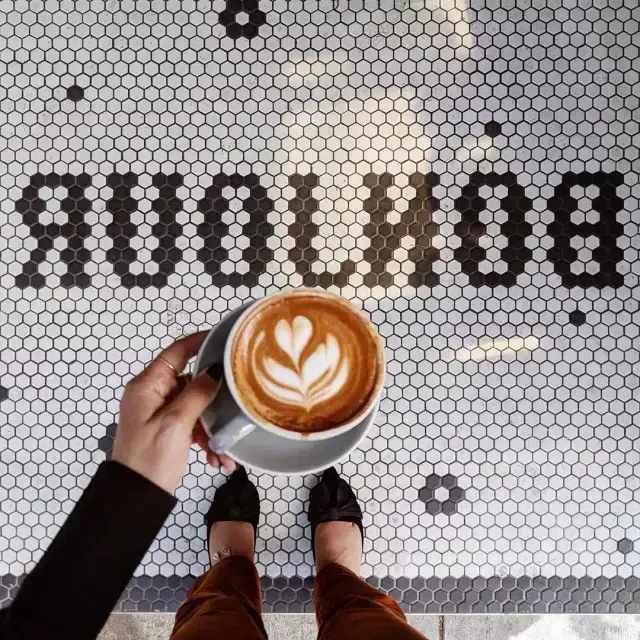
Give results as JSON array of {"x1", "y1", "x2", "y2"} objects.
[{"x1": 0, "y1": 0, "x2": 639, "y2": 614}]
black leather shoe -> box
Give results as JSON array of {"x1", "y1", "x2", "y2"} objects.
[
  {"x1": 205, "y1": 465, "x2": 260, "y2": 553},
  {"x1": 308, "y1": 466, "x2": 364, "y2": 560}
]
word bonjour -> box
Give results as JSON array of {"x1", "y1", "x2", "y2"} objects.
[{"x1": 12, "y1": 169, "x2": 625, "y2": 290}]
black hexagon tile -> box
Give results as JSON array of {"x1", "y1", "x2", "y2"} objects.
[
  {"x1": 98, "y1": 424, "x2": 118, "y2": 461},
  {"x1": 66, "y1": 84, "x2": 84, "y2": 103},
  {"x1": 0, "y1": 0, "x2": 639, "y2": 615}
]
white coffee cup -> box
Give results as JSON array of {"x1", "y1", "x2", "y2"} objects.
[{"x1": 195, "y1": 289, "x2": 386, "y2": 453}]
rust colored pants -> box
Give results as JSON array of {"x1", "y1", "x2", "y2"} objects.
[{"x1": 171, "y1": 557, "x2": 429, "y2": 640}]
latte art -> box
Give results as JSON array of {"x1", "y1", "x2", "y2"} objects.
[
  {"x1": 231, "y1": 290, "x2": 384, "y2": 433},
  {"x1": 253, "y1": 316, "x2": 349, "y2": 410}
]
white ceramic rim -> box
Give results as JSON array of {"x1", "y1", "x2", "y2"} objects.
[{"x1": 222, "y1": 287, "x2": 386, "y2": 442}]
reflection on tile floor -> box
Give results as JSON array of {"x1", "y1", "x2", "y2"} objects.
[{"x1": 0, "y1": 0, "x2": 639, "y2": 613}]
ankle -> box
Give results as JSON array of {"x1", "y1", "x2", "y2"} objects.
[
  {"x1": 209, "y1": 521, "x2": 255, "y2": 563},
  {"x1": 314, "y1": 521, "x2": 362, "y2": 574}
]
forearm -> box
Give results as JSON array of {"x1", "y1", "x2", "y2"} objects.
[{"x1": 0, "y1": 461, "x2": 176, "y2": 640}]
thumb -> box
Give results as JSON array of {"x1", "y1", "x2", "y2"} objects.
[{"x1": 162, "y1": 363, "x2": 223, "y2": 430}]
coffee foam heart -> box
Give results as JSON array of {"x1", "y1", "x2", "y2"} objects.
[
  {"x1": 253, "y1": 315, "x2": 349, "y2": 410},
  {"x1": 231, "y1": 291, "x2": 383, "y2": 433}
]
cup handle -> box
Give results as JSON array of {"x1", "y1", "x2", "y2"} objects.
[{"x1": 207, "y1": 414, "x2": 256, "y2": 453}]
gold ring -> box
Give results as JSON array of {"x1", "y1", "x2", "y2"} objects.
[{"x1": 156, "y1": 355, "x2": 178, "y2": 375}]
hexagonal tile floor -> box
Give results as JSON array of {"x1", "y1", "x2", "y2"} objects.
[{"x1": 1, "y1": 0, "x2": 639, "y2": 615}]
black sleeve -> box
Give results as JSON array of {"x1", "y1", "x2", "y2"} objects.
[{"x1": 0, "y1": 460, "x2": 177, "y2": 640}]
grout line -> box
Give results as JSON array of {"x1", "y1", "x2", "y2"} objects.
[{"x1": 438, "y1": 614, "x2": 445, "y2": 640}]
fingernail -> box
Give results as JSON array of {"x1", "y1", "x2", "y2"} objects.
[{"x1": 206, "y1": 362, "x2": 223, "y2": 381}]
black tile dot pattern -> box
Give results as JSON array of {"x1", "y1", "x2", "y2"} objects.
[
  {"x1": 98, "y1": 424, "x2": 118, "y2": 461},
  {"x1": 419, "y1": 474, "x2": 465, "y2": 516},
  {"x1": 66, "y1": 84, "x2": 84, "y2": 103},
  {"x1": 0, "y1": 0, "x2": 639, "y2": 615},
  {"x1": 218, "y1": 0, "x2": 267, "y2": 40},
  {"x1": 484, "y1": 121, "x2": 503, "y2": 138},
  {"x1": 617, "y1": 538, "x2": 634, "y2": 555},
  {"x1": 568, "y1": 310, "x2": 587, "y2": 327}
]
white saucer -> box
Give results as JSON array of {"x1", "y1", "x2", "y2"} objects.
[{"x1": 194, "y1": 302, "x2": 379, "y2": 475}]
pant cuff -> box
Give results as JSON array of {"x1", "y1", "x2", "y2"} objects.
[
  {"x1": 172, "y1": 555, "x2": 265, "y2": 640},
  {"x1": 314, "y1": 562, "x2": 407, "y2": 627}
]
